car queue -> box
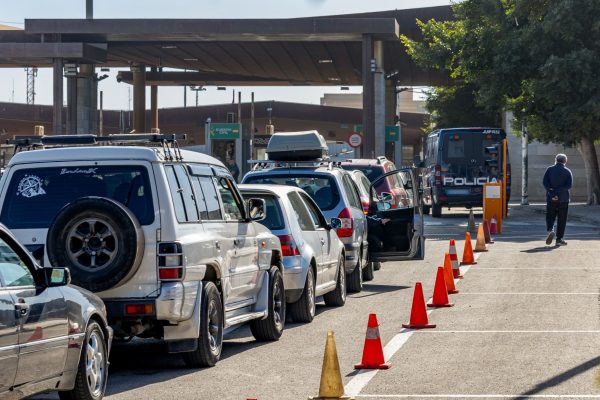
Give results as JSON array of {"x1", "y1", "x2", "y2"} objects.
[{"x1": 0, "y1": 131, "x2": 423, "y2": 400}]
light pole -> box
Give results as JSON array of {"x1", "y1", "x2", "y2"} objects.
[{"x1": 189, "y1": 86, "x2": 206, "y2": 107}]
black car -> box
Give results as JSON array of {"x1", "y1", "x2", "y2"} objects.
[{"x1": 0, "y1": 224, "x2": 112, "y2": 400}]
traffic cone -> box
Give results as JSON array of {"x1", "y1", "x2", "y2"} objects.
[
  {"x1": 489, "y1": 215, "x2": 498, "y2": 235},
  {"x1": 354, "y1": 314, "x2": 390, "y2": 369},
  {"x1": 474, "y1": 223, "x2": 488, "y2": 252},
  {"x1": 448, "y1": 241, "x2": 462, "y2": 279},
  {"x1": 428, "y1": 267, "x2": 454, "y2": 307},
  {"x1": 461, "y1": 232, "x2": 477, "y2": 265},
  {"x1": 467, "y1": 209, "x2": 476, "y2": 232},
  {"x1": 309, "y1": 331, "x2": 353, "y2": 400},
  {"x1": 483, "y1": 219, "x2": 494, "y2": 244},
  {"x1": 442, "y1": 255, "x2": 459, "y2": 294},
  {"x1": 402, "y1": 282, "x2": 436, "y2": 329}
]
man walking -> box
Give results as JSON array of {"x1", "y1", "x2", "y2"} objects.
[{"x1": 543, "y1": 153, "x2": 573, "y2": 246}]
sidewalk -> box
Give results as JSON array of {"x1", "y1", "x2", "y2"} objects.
[{"x1": 508, "y1": 202, "x2": 600, "y2": 225}]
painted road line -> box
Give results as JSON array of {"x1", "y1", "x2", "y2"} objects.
[
  {"x1": 355, "y1": 395, "x2": 600, "y2": 398},
  {"x1": 417, "y1": 330, "x2": 600, "y2": 333},
  {"x1": 458, "y1": 292, "x2": 598, "y2": 295},
  {"x1": 472, "y1": 267, "x2": 600, "y2": 270},
  {"x1": 344, "y1": 261, "x2": 477, "y2": 397}
]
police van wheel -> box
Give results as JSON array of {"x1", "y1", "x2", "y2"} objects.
[{"x1": 432, "y1": 202, "x2": 442, "y2": 218}]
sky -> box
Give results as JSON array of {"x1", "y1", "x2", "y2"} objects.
[{"x1": 0, "y1": 0, "x2": 452, "y2": 110}]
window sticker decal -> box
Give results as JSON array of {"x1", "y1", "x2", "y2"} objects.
[
  {"x1": 60, "y1": 167, "x2": 98, "y2": 175},
  {"x1": 16, "y1": 175, "x2": 47, "y2": 198}
]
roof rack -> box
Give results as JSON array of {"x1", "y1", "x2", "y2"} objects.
[
  {"x1": 248, "y1": 159, "x2": 343, "y2": 171},
  {"x1": 7, "y1": 133, "x2": 187, "y2": 161}
]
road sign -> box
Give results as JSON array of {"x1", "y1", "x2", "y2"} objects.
[
  {"x1": 348, "y1": 133, "x2": 363, "y2": 148},
  {"x1": 353, "y1": 125, "x2": 400, "y2": 142},
  {"x1": 209, "y1": 123, "x2": 241, "y2": 139}
]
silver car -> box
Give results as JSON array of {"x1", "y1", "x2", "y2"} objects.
[
  {"x1": 242, "y1": 165, "x2": 369, "y2": 293},
  {"x1": 239, "y1": 184, "x2": 346, "y2": 323},
  {"x1": 0, "y1": 224, "x2": 112, "y2": 400}
]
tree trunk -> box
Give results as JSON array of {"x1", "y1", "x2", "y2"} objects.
[{"x1": 577, "y1": 135, "x2": 600, "y2": 205}]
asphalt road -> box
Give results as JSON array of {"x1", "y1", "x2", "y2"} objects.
[{"x1": 32, "y1": 206, "x2": 600, "y2": 400}]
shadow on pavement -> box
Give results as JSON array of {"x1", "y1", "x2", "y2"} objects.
[
  {"x1": 349, "y1": 283, "x2": 411, "y2": 299},
  {"x1": 520, "y1": 246, "x2": 560, "y2": 253},
  {"x1": 514, "y1": 355, "x2": 600, "y2": 399}
]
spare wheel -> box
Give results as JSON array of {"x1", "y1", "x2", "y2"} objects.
[{"x1": 47, "y1": 197, "x2": 144, "y2": 293}]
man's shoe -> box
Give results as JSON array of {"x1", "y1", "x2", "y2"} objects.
[
  {"x1": 556, "y1": 239, "x2": 567, "y2": 246},
  {"x1": 545, "y1": 231, "x2": 555, "y2": 245}
]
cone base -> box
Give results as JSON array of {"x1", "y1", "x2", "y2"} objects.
[
  {"x1": 402, "y1": 323, "x2": 436, "y2": 329},
  {"x1": 448, "y1": 289, "x2": 459, "y2": 294},
  {"x1": 309, "y1": 396, "x2": 353, "y2": 400},
  {"x1": 473, "y1": 249, "x2": 488, "y2": 253},
  {"x1": 354, "y1": 362, "x2": 391, "y2": 370},
  {"x1": 427, "y1": 302, "x2": 454, "y2": 308},
  {"x1": 452, "y1": 273, "x2": 464, "y2": 279},
  {"x1": 460, "y1": 261, "x2": 477, "y2": 266}
]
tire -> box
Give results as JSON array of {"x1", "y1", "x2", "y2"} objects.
[
  {"x1": 323, "y1": 255, "x2": 346, "y2": 307},
  {"x1": 347, "y1": 255, "x2": 363, "y2": 293},
  {"x1": 373, "y1": 261, "x2": 382, "y2": 271},
  {"x1": 59, "y1": 321, "x2": 108, "y2": 400},
  {"x1": 432, "y1": 201, "x2": 442, "y2": 218},
  {"x1": 288, "y1": 266, "x2": 316, "y2": 323},
  {"x1": 250, "y1": 267, "x2": 285, "y2": 341},
  {"x1": 47, "y1": 197, "x2": 144, "y2": 293},
  {"x1": 363, "y1": 260, "x2": 375, "y2": 281},
  {"x1": 183, "y1": 282, "x2": 223, "y2": 368}
]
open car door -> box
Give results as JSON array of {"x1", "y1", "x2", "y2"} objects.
[{"x1": 367, "y1": 168, "x2": 425, "y2": 262}]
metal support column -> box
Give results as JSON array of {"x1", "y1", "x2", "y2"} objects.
[
  {"x1": 521, "y1": 122, "x2": 529, "y2": 205},
  {"x1": 373, "y1": 40, "x2": 385, "y2": 158},
  {"x1": 150, "y1": 67, "x2": 158, "y2": 132},
  {"x1": 362, "y1": 34, "x2": 375, "y2": 158},
  {"x1": 132, "y1": 64, "x2": 146, "y2": 133},
  {"x1": 76, "y1": 64, "x2": 96, "y2": 134},
  {"x1": 52, "y1": 58, "x2": 63, "y2": 135}
]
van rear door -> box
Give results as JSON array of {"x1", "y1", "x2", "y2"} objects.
[{"x1": 367, "y1": 168, "x2": 424, "y2": 262}]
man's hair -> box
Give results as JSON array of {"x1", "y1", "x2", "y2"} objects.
[{"x1": 555, "y1": 153, "x2": 567, "y2": 164}]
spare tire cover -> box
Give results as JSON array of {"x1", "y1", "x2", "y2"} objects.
[{"x1": 47, "y1": 197, "x2": 144, "y2": 293}]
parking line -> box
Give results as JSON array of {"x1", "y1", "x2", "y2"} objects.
[
  {"x1": 458, "y1": 292, "x2": 598, "y2": 295},
  {"x1": 355, "y1": 395, "x2": 600, "y2": 398},
  {"x1": 344, "y1": 261, "x2": 477, "y2": 397},
  {"x1": 417, "y1": 330, "x2": 600, "y2": 333},
  {"x1": 472, "y1": 268, "x2": 600, "y2": 270}
]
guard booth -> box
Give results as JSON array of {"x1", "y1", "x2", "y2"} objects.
[{"x1": 205, "y1": 122, "x2": 243, "y2": 180}]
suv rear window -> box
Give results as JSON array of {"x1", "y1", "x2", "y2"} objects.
[
  {"x1": 243, "y1": 174, "x2": 340, "y2": 211},
  {"x1": 1, "y1": 166, "x2": 154, "y2": 229}
]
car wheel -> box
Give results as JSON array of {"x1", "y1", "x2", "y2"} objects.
[
  {"x1": 432, "y1": 201, "x2": 442, "y2": 218},
  {"x1": 59, "y1": 321, "x2": 108, "y2": 400},
  {"x1": 289, "y1": 266, "x2": 316, "y2": 323},
  {"x1": 363, "y1": 260, "x2": 375, "y2": 281},
  {"x1": 250, "y1": 267, "x2": 285, "y2": 341},
  {"x1": 323, "y1": 255, "x2": 346, "y2": 307},
  {"x1": 183, "y1": 282, "x2": 223, "y2": 368},
  {"x1": 47, "y1": 197, "x2": 144, "y2": 293},
  {"x1": 347, "y1": 255, "x2": 363, "y2": 293},
  {"x1": 373, "y1": 261, "x2": 382, "y2": 271}
]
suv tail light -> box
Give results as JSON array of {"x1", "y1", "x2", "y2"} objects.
[
  {"x1": 361, "y1": 200, "x2": 369, "y2": 215},
  {"x1": 157, "y1": 242, "x2": 184, "y2": 281},
  {"x1": 336, "y1": 208, "x2": 353, "y2": 238},
  {"x1": 277, "y1": 235, "x2": 300, "y2": 256},
  {"x1": 434, "y1": 165, "x2": 442, "y2": 187}
]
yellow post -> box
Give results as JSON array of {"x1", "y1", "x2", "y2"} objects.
[
  {"x1": 483, "y1": 183, "x2": 503, "y2": 234},
  {"x1": 309, "y1": 331, "x2": 353, "y2": 400}
]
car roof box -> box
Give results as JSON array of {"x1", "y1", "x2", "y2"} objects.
[{"x1": 266, "y1": 131, "x2": 329, "y2": 161}]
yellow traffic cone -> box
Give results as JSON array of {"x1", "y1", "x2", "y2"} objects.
[
  {"x1": 474, "y1": 223, "x2": 488, "y2": 252},
  {"x1": 309, "y1": 331, "x2": 353, "y2": 400}
]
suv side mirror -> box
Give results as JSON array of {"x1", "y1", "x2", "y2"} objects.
[
  {"x1": 329, "y1": 217, "x2": 342, "y2": 230},
  {"x1": 45, "y1": 267, "x2": 71, "y2": 287},
  {"x1": 246, "y1": 198, "x2": 266, "y2": 221}
]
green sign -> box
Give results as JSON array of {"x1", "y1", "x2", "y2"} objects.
[
  {"x1": 353, "y1": 125, "x2": 400, "y2": 142},
  {"x1": 209, "y1": 123, "x2": 241, "y2": 140}
]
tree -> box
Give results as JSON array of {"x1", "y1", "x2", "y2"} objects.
[{"x1": 402, "y1": 0, "x2": 600, "y2": 204}]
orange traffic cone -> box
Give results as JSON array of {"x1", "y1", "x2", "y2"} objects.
[
  {"x1": 489, "y1": 215, "x2": 498, "y2": 235},
  {"x1": 442, "y1": 255, "x2": 459, "y2": 294},
  {"x1": 483, "y1": 220, "x2": 494, "y2": 244},
  {"x1": 474, "y1": 223, "x2": 488, "y2": 252},
  {"x1": 428, "y1": 266, "x2": 454, "y2": 307},
  {"x1": 354, "y1": 314, "x2": 390, "y2": 369},
  {"x1": 448, "y1": 240, "x2": 462, "y2": 279},
  {"x1": 461, "y1": 232, "x2": 477, "y2": 265},
  {"x1": 402, "y1": 282, "x2": 436, "y2": 329}
]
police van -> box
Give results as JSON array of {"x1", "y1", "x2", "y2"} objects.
[{"x1": 421, "y1": 127, "x2": 511, "y2": 217}]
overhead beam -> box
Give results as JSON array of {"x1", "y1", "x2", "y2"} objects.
[{"x1": 0, "y1": 43, "x2": 107, "y2": 63}]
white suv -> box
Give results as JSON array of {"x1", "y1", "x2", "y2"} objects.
[{"x1": 0, "y1": 134, "x2": 285, "y2": 367}]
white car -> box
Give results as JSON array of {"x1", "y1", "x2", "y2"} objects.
[
  {"x1": 0, "y1": 134, "x2": 284, "y2": 368},
  {"x1": 239, "y1": 184, "x2": 346, "y2": 323}
]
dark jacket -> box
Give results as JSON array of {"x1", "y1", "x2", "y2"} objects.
[{"x1": 543, "y1": 163, "x2": 572, "y2": 203}]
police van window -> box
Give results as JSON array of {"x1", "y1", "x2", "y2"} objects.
[{"x1": 446, "y1": 139, "x2": 466, "y2": 158}]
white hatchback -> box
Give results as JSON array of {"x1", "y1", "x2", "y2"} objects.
[{"x1": 239, "y1": 184, "x2": 346, "y2": 323}]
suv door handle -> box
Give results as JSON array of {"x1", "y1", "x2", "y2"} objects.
[
  {"x1": 214, "y1": 241, "x2": 220, "y2": 249},
  {"x1": 15, "y1": 301, "x2": 30, "y2": 317},
  {"x1": 233, "y1": 239, "x2": 239, "y2": 247}
]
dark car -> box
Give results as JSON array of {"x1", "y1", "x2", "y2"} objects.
[{"x1": 0, "y1": 224, "x2": 112, "y2": 400}]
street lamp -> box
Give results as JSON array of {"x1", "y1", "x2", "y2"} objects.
[{"x1": 189, "y1": 86, "x2": 206, "y2": 107}]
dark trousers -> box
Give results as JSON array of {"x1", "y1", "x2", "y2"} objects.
[{"x1": 546, "y1": 201, "x2": 569, "y2": 240}]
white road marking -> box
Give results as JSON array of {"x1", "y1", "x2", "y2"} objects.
[
  {"x1": 355, "y1": 395, "x2": 600, "y2": 398},
  {"x1": 417, "y1": 330, "x2": 600, "y2": 333},
  {"x1": 473, "y1": 267, "x2": 600, "y2": 270},
  {"x1": 459, "y1": 292, "x2": 598, "y2": 295},
  {"x1": 344, "y1": 261, "x2": 476, "y2": 397}
]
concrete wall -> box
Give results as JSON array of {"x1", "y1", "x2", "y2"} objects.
[{"x1": 504, "y1": 112, "x2": 599, "y2": 203}]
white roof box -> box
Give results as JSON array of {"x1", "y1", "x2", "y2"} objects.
[{"x1": 266, "y1": 131, "x2": 329, "y2": 161}]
